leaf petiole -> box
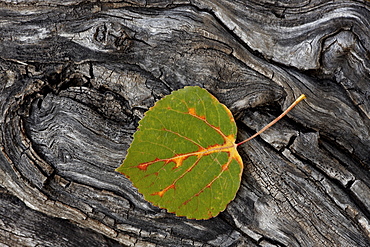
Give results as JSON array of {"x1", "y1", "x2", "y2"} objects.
[{"x1": 236, "y1": 94, "x2": 306, "y2": 146}]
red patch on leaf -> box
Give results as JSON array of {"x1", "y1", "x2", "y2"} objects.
[
  {"x1": 221, "y1": 163, "x2": 229, "y2": 171},
  {"x1": 152, "y1": 184, "x2": 176, "y2": 197},
  {"x1": 188, "y1": 107, "x2": 196, "y2": 116},
  {"x1": 137, "y1": 158, "x2": 161, "y2": 170},
  {"x1": 137, "y1": 163, "x2": 149, "y2": 170}
]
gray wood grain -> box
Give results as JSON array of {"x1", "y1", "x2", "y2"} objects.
[{"x1": 0, "y1": 0, "x2": 369, "y2": 246}]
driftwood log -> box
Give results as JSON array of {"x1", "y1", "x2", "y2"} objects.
[{"x1": 1, "y1": 0, "x2": 369, "y2": 246}]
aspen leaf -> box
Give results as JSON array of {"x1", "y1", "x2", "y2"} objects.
[{"x1": 116, "y1": 86, "x2": 305, "y2": 220}]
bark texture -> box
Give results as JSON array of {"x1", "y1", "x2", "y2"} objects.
[{"x1": 0, "y1": 0, "x2": 370, "y2": 246}]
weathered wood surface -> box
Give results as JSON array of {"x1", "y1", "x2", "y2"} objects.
[{"x1": 0, "y1": 0, "x2": 369, "y2": 246}]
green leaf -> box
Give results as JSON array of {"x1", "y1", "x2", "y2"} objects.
[
  {"x1": 116, "y1": 86, "x2": 243, "y2": 219},
  {"x1": 115, "y1": 86, "x2": 306, "y2": 220}
]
